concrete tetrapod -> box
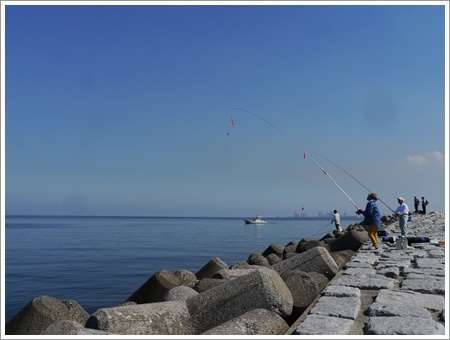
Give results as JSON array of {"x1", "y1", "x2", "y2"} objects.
[{"x1": 186, "y1": 267, "x2": 293, "y2": 334}]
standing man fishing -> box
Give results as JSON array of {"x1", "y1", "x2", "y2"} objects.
[
  {"x1": 331, "y1": 210, "x2": 342, "y2": 231},
  {"x1": 413, "y1": 195, "x2": 420, "y2": 213},
  {"x1": 356, "y1": 193, "x2": 381, "y2": 250},
  {"x1": 421, "y1": 196, "x2": 429, "y2": 214},
  {"x1": 393, "y1": 197, "x2": 409, "y2": 237}
]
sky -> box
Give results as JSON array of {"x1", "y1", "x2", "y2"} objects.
[{"x1": 2, "y1": 1, "x2": 448, "y2": 218}]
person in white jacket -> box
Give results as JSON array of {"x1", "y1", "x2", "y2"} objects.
[
  {"x1": 393, "y1": 197, "x2": 409, "y2": 237},
  {"x1": 332, "y1": 210, "x2": 342, "y2": 231}
]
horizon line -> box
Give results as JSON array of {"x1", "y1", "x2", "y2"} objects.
[{"x1": 4, "y1": 213, "x2": 363, "y2": 219}]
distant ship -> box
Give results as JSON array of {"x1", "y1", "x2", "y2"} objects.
[{"x1": 244, "y1": 215, "x2": 267, "y2": 224}]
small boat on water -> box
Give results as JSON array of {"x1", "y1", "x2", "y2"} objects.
[{"x1": 244, "y1": 215, "x2": 267, "y2": 224}]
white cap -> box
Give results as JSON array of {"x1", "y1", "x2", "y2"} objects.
[{"x1": 397, "y1": 197, "x2": 404, "y2": 201}]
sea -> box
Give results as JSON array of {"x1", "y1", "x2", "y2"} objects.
[{"x1": 4, "y1": 215, "x2": 363, "y2": 322}]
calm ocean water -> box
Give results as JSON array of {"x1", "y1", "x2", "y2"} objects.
[{"x1": 4, "y1": 215, "x2": 362, "y2": 322}]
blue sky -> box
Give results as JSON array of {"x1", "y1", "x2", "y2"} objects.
[{"x1": 3, "y1": 1, "x2": 448, "y2": 217}]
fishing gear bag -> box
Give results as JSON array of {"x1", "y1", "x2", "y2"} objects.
[
  {"x1": 407, "y1": 236, "x2": 430, "y2": 245},
  {"x1": 377, "y1": 229, "x2": 389, "y2": 237},
  {"x1": 381, "y1": 236, "x2": 396, "y2": 243}
]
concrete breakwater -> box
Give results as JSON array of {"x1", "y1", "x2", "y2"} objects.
[{"x1": 5, "y1": 213, "x2": 446, "y2": 336}]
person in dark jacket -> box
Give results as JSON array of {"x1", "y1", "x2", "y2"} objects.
[
  {"x1": 356, "y1": 192, "x2": 381, "y2": 250},
  {"x1": 421, "y1": 196, "x2": 429, "y2": 214},
  {"x1": 414, "y1": 195, "x2": 420, "y2": 213}
]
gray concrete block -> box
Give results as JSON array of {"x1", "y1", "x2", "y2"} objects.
[
  {"x1": 201, "y1": 308, "x2": 289, "y2": 335},
  {"x1": 329, "y1": 229, "x2": 369, "y2": 252},
  {"x1": 375, "y1": 289, "x2": 445, "y2": 312},
  {"x1": 283, "y1": 243, "x2": 297, "y2": 256},
  {"x1": 174, "y1": 269, "x2": 198, "y2": 288},
  {"x1": 196, "y1": 257, "x2": 229, "y2": 279},
  {"x1": 428, "y1": 249, "x2": 445, "y2": 258},
  {"x1": 415, "y1": 258, "x2": 445, "y2": 269},
  {"x1": 61, "y1": 300, "x2": 90, "y2": 325},
  {"x1": 247, "y1": 253, "x2": 270, "y2": 267},
  {"x1": 229, "y1": 261, "x2": 251, "y2": 269},
  {"x1": 301, "y1": 240, "x2": 330, "y2": 253},
  {"x1": 366, "y1": 316, "x2": 445, "y2": 335},
  {"x1": 403, "y1": 267, "x2": 445, "y2": 277},
  {"x1": 352, "y1": 253, "x2": 379, "y2": 265},
  {"x1": 283, "y1": 252, "x2": 300, "y2": 260},
  {"x1": 379, "y1": 252, "x2": 413, "y2": 261},
  {"x1": 187, "y1": 268, "x2": 293, "y2": 334},
  {"x1": 212, "y1": 268, "x2": 256, "y2": 280},
  {"x1": 262, "y1": 243, "x2": 284, "y2": 259},
  {"x1": 266, "y1": 253, "x2": 283, "y2": 265},
  {"x1": 67, "y1": 328, "x2": 113, "y2": 335},
  {"x1": 332, "y1": 275, "x2": 396, "y2": 290},
  {"x1": 321, "y1": 285, "x2": 361, "y2": 298},
  {"x1": 329, "y1": 252, "x2": 347, "y2": 269},
  {"x1": 293, "y1": 314, "x2": 355, "y2": 335},
  {"x1": 377, "y1": 266, "x2": 400, "y2": 278},
  {"x1": 309, "y1": 296, "x2": 361, "y2": 320},
  {"x1": 342, "y1": 268, "x2": 376, "y2": 276},
  {"x1": 6, "y1": 295, "x2": 71, "y2": 335},
  {"x1": 404, "y1": 272, "x2": 446, "y2": 280},
  {"x1": 271, "y1": 246, "x2": 340, "y2": 280},
  {"x1": 331, "y1": 249, "x2": 356, "y2": 262},
  {"x1": 280, "y1": 270, "x2": 329, "y2": 320},
  {"x1": 344, "y1": 261, "x2": 373, "y2": 269},
  {"x1": 126, "y1": 270, "x2": 181, "y2": 304},
  {"x1": 40, "y1": 320, "x2": 84, "y2": 335},
  {"x1": 400, "y1": 278, "x2": 445, "y2": 295},
  {"x1": 306, "y1": 271, "x2": 330, "y2": 292},
  {"x1": 367, "y1": 302, "x2": 432, "y2": 318},
  {"x1": 374, "y1": 260, "x2": 411, "y2": 270},
  {"x1": 164, "y1": 286, "x2": 199, "y2": 301},
  {"x1": 86, "y1": 301, "x2": 194, "y2": 335},
  {"x1": 193, "y1": 278, "x2": 227, "y2": 293}
]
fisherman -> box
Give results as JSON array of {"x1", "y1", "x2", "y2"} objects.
[
  {"x1": 331, "y1": 210, "x2": 342, "y2": 231},
  {"x1": 356, "y1": 193, "x2": 381, "y2": 251},
  {"x1": 413, "y1": 195, "x2": 420, "y2": 213},
  {"x1": 393, "y1": 197, "x2": 409, "y2": 237},
  {"x1": 421, "y1": 196, "x2": 429, "y2": 214}
]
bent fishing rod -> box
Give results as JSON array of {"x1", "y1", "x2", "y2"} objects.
[
  {"x1": 311, "y1": 152, "x2": 395, "y2": 213},
  {"x1": 232, "y1": 107, "x2": 360, "y2": 210},
  {"x1": 311, "y1": 222, "x2": 335, "y2": 237}
]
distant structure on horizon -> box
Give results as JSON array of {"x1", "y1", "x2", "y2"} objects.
[
  {"x1": 293, "y1": 212, "x2": 307, "y2": 218},
  {"x1": 318, "y1": 211, "x2": 348, "y2": 218},
  {"x1": 292, "y1": 211, "x2": 353, "y2": 219}
]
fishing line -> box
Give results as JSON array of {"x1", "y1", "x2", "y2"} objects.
[
  {"x1": 311, "y1": 228, "x2": 335, "y2": 238},
  {"x1": 231, "y1": 107, "x2": 360, "y2": 210},
  {"x1": 310, "y1": 221, "x2": 337, "y2": 237},
  {"x1": 317, "y1": 221, "x2": 333, "y2": 233},
  {"x1": 311, "y1": 152, "x2": 395, "y2": 213}
]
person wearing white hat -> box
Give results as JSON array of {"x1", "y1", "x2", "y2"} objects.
[{"x1": 393, "y1": 197, "x2": 409, "y2": 237}]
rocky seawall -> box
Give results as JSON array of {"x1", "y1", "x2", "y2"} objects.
[{"x1": 5, "y1": 212, "x2": 446, "y2": 336}]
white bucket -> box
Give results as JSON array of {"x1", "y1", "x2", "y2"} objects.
[{"x1": 396, "y1": 237, "x2": 408, "y2": 250}]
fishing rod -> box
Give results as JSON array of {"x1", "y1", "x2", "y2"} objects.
[
  {"x1": 311, "y1": 152, "x2": 395, "y2": 213},
  {"x1": 231, "y1": 107, "x2": 360, "y2": 210},
  {"x1": 310, "y1": 220, "x2": 338, "y2": 237},
  {"x1": 317, "y1": 221, "x2": 333, "y2": 233},
  {"x1": 311, "y1": 228, "x2": 334, "y2": 238}
]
